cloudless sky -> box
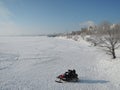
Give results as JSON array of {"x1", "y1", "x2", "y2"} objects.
[{"x1": 0, "y1": 0, "x2": 120, "y2": 35}]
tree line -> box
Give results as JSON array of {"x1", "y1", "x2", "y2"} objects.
[{"x1": 68, "y1": 21, "x2": 120, "y2": 59}]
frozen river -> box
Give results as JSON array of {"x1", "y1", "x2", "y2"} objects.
[{"x1": 0, "y1": 36, "x2": 119, "y2": 90}]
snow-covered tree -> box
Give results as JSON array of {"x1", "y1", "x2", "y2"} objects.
[{"x1": 94, "y1": 22, "x2": 120, "y2": 59}]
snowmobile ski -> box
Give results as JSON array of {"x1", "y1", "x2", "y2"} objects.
[{"x1": 55, "y1": 80, "x2": 63, "y2": 83}]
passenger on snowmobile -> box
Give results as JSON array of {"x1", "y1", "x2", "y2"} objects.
[{"x1": 57, "y1": 69, "x2": 78, "y2": 82}]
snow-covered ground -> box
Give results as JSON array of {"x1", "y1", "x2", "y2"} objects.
[{"x1": 0, "y1": 36, "x2": 120, "y2": 90}]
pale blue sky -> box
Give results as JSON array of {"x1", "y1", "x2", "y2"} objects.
[{"x1": 0, "y1": 0, "x2": 120, "y2": 35}]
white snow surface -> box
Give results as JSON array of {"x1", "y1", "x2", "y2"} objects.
[{"x1": 0, "y1": 36, "x2": 120, "y2": 90}]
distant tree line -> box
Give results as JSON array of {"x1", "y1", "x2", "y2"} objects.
[{"x1": 48, "y1": 21, "x2": 120, "y2": 59}]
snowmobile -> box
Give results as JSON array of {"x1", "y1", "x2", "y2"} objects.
[{"x1": 55, "y1": 69, "x2": 79, "y2": 83}]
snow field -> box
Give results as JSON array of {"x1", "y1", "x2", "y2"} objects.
[{"x1": 0, "y1": 36, "x2": 120, "y2": 90}]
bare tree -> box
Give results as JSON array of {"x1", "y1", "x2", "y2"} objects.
[{"x1": 93, "y1": 22, "x2": 120, "y2": 59}]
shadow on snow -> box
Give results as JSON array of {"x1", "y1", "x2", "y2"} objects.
[{"x1": 79, "y1": 79, "x2": 109, "y2": 84}]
